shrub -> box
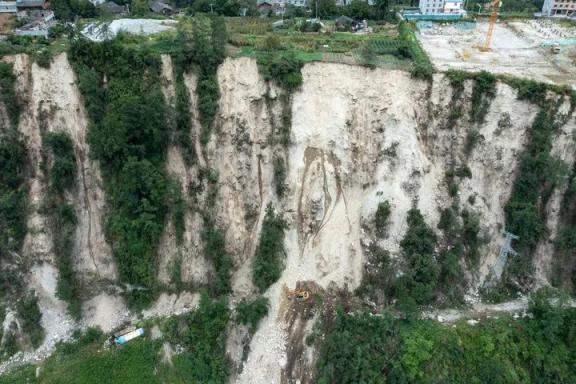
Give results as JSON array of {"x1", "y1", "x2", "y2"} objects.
[
  {"x1": 201, "y1": 217, "x2": 232, "y2": 296},
  {"x1": 469, "y1": 71, "x2": 496, "y2": 123},
  {"x1": 253, "y1": 204, "x2": 288, "y2": 292},
  {"x1": 169, "y1": 255, "x2": 183, "y2": 290},
  {"x1": 437, "y1": 207, "x2": 457, "y2": 232},
  {"x1": 358, "y1": 42, "x2": 378, "y2": 69},
  {"x1": 356, "y1": 244, "x2": 396, "y2": 305},
  {"x1": 166, "y1": 179, "x2": 185, "y2": 247},
  {"x1": 397, "y1": 208, "x2": 438, "y2": 305},
  {"x1": 17, "y1": 294, "x2": 44, "y2": 348},
  {"x1": 107, "y1": 159, "x2": 168, "y2": 297},
  {"x1": 0, "y1": 133, "x2": 28, "y2": 259},
  {"x1": 53, "y1": 201, "x2": 81, "y2": 319},
  {"x1": 374, "y1": 200, "x2": 391, "y2": 238},
  {"x1": 447, "y1": 178, "x2": 458, "y2": 197},
  {"x1": 514, "y1": 79, "x2": 549, "y2": 104},
  {"x1": 273, "y1": 155, "x2": 287, "y2": 198},
  {"x1": 34, "y1": 49, "x2": 52, "y2": 69},
  {"x1": 0, "y1": 62, "x2": 20, "y2": 128},
  {"x1": 464, "y1": 129, "x2": 481, "y2": 155},
  {"x1": 43, "y1": 132, "x2": 76, "y2": 193},
  {"x1": 461, "y1": 209, "x2": 481, "y2": 267},
  {"x1": 176, "y1": 15, "x2": 227, "y2": 149},
  {"x1": 174, "y1": 71, "x2": 195, "y2": 165},
  {"x1": 172, "y1": 293, "x2": 231, "y2": 383},
  {"x1": 454, "y1": 165, "x2": 472, "y2": 178},
  {"x1": 236, "y1": 296, "x2": 270, "y2": 331},
  {"x1": 257, "y1": 52, "x2": 303, "y2": 91},
  {"x1": 262, "y1": 35, "x2": 283, "y2": 51}
]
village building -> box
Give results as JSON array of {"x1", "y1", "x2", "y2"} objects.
[
  {"x1": 418, "y1": 0, "x2": 465, "y2": 15},
  {"x1": 542, "y1": 0, "x2": 576, "y2": 16}
]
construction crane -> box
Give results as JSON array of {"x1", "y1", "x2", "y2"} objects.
[{"x1": 479, "y1": 0, "x2": 502, "y2": 52}]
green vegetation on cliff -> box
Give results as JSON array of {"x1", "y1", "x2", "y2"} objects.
[
  {"x1": 0, "y1": 62, "x2": 35, "y2": 358},
  {"x1": 42, "y1": 132, "x2": 81, "y2": 319},
  {"x1": 69, "y1": 39, "x2": 170, "y2": 306},
  {"x1": 253, "y1": 204, "x2": 288, "y2": 292}
]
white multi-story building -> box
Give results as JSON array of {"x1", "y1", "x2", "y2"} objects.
[
  {"x1": 269, "y1": 0, "x2": 308, "y2": 7},
  {"x1": 419, "y1": 0, "x2": 464, "y2": 14},
  {"x1": 542, "y1": 0, "x2": 576, "y2": 16}
]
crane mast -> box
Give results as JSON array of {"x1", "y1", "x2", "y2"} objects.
[{"x1": 479, "y1": 0, "x2": 501, "y2": 52}]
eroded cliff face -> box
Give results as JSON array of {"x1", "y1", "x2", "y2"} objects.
[
  {"x1": 0, "y1": 53, "x2": 575, "y2": 380},
  {"x1": 229, "y1": 62, "x2": 569, "y2": 384}
]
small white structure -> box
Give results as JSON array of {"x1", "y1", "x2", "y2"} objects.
[
  {"x1": 419, "y1": 0, "x2": 465, "y2": 14},
  {"x1": 542, "y1": 0, "x2": 576, "y2": 17},
  {"x1": 266, "y1": 0, "x2": 308, "y2": 9}
]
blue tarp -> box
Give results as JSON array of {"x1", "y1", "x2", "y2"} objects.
[
  {"x1": 455, "y1": 21, "x2": 476, "y2": 30},
  {"x1": 540, "y1": 39, "x2": 576, "y2": 46},
  {"x1": 404, "y1": 13, "x2": 465, "y2": 20},
  {"x1": 416, "y1": 21, "x2": 433, "y2": 29}
]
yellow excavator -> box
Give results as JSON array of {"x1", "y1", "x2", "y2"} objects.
[{"x1": 286, "y1": 289, "x2": 310, "y2": 301}]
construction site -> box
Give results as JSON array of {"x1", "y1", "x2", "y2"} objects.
[{"x1": 418, "y1": 18, "x2": 576, "y2": 87}]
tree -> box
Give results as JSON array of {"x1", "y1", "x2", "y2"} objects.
[
  {"x1": 51, "y1": 0, "x2": 96, "y2": 20},
  {"x1": 374, "y1": 0, "x2": 390, "y2": 19},
  {"x1": 131, "y1": 0, "x2": 148, "y2": 16},
  {"x1": 310, "y1": 0, "x2": 338, "y2": 17},
  {"x1": 284, "y1": 4, "x2": 307, "y2": 17},
  {"x1": 345, "y1": 0, "x2": 373, "y2": 19}
]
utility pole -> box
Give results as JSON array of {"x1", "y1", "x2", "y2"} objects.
[{"x1": 484, "y1": 231, "x2": 519, "y2": 289}]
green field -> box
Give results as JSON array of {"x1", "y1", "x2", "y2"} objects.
[{"x1": 1, "y1": 338, "x2": 161, "y2": 384}]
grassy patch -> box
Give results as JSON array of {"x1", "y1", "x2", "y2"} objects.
[{"x1": 1, "y1": 330, "x2": 160, "y2": 384}]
